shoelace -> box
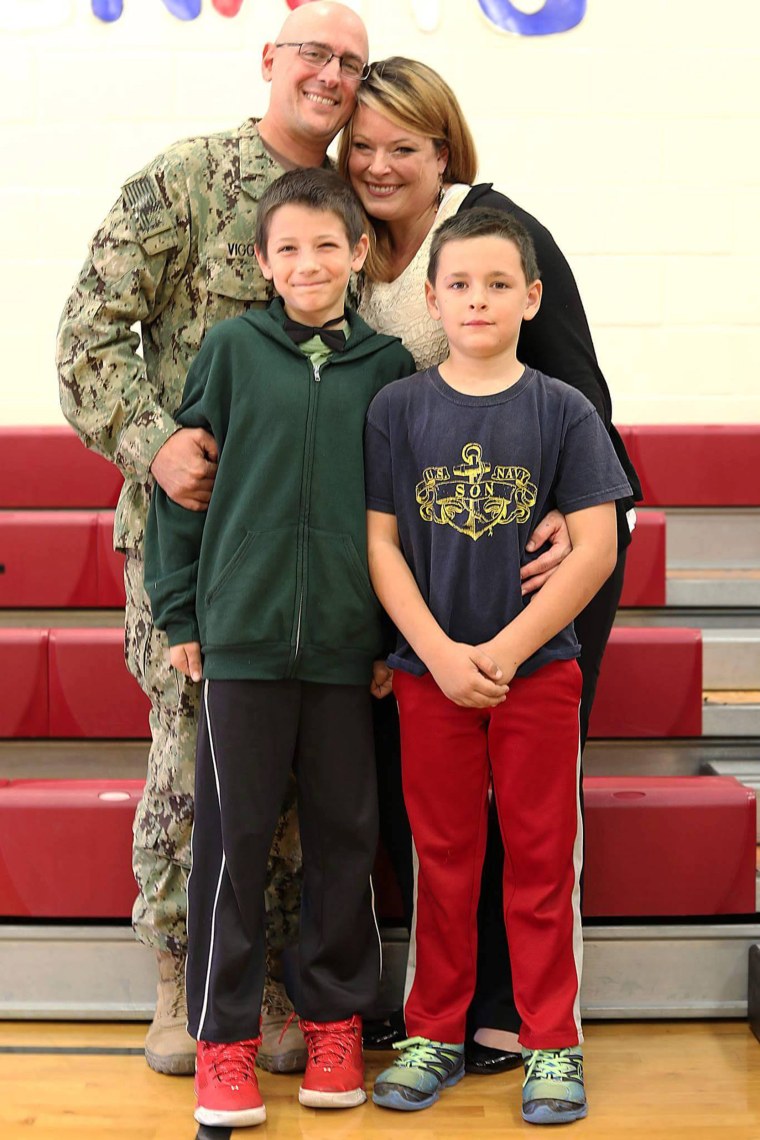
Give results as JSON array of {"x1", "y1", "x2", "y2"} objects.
[
  {"x1": 391, "y1": 1036, "x2": 462, "y2": 1078},
  {"x1": 301, "y1": 1017, "x2": 359, "y2": 1069},
  {"x1": 263, "y1": 981, "x2": 295, "y2": 1021},
  {"x1": 203, "y1": 1039, "x2": 260, "y2": 1087},
  {"x1": 523, "y1": 1048, "x2": 583, "y2": 1089},
  {"x1": 278, "y1": 1010, "x2": 298, "y2": 1046}
]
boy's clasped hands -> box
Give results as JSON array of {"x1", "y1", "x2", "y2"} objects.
[{"x1": 425, "y1": 638, "x2": 513, "y2": 708}]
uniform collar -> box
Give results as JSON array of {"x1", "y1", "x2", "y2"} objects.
[
  {"x1": 238, "y1": 119, "x2": 335, "y2": 200},
  {"x1": 239, "y1": 120, "x2": 282, "y2": 201}
]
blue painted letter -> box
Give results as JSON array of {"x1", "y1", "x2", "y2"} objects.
[{"x1": 477, "y1": 0, "x2": 586, "y2": 37}]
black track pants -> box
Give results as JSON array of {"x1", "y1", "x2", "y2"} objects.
[{"x1": 187, "y1": 678, "x2": 381, "y2": 1042}]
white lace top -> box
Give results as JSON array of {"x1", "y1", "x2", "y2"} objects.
[{"x1": 358, "y1": 184, "x2": 472, "y2": 370}]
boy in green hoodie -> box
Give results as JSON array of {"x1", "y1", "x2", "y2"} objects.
[{"x1": 145, "y1": 167, "x2": 414, "y2": 1130}]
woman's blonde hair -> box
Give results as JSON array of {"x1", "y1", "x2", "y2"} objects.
[{"x1": 337, "y1": 57, "x2": 478, "y2": 281}]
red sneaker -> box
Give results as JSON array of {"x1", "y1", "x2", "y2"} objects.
[
  {"x1": 194, "y1": 1037, "x2": 266, "y2": 1127},
  {"x1": 298, "y1": 1014, "x2": 366, "y2": 1108}
]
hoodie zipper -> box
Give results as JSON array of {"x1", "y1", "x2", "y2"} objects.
[{"x1": 290, "y1": 359, "x2": 322, "y2": 672}]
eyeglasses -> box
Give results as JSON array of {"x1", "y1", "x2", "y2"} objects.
[{"x1": 275, "y1": 41, "x2": 371, "y2": 82}]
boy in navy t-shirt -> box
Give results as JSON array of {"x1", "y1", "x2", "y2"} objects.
[{"x1": 364, "y1": 209, "x2": 632, "y2": 1126}]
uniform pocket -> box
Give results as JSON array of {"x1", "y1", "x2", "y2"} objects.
[
  {"x1": 178, "y1": 256, "x2": 273, "y2": 355},
  {"x1": 202, "y1": 256, "x2": 272, "y2": 332}
]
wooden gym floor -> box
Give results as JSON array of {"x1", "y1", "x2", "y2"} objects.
[{"x1": 0, "y1": 1019, "x2": 758, "y2": 1139}]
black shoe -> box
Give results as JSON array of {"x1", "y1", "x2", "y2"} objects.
[
  {"x1": 362, "y1": 1008, "x2": 406, "y2": 1050},
  {"x1": 464, "y1": 1039, "x2": 522, "y2": 1075}
]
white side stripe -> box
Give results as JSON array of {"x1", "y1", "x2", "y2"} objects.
[
  {"x1": 403, "y1": 840, "x2": 420, "y2": 1010},
  {"x1": 369, "y1": 875, "x2": 383, "y2": 981},
  {"x1": 197, "y1": 679, "x2": 228, "y2": 1041},
  {"x1": 571, "y1": 704, "x2": 585, "y2": 1042}
]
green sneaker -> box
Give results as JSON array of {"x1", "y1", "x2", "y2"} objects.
[
  {"x1": 373, "y1": 1036, "x2": 465, "y2": 1111},
  {"x1": 521, "y1": 1045, "x2": 587, "y2": 1125}
]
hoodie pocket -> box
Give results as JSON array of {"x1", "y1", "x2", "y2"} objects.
[
  {"x1": 304, "y1": 530, "x2": 383, "y2": 655},
  {"x1": 203, "y1": 527, "x2": 297, "y2": 648}
]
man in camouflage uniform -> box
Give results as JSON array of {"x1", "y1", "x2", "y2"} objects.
[{"x1": 56, "y1": 1, "x2": 369, "y2": 1077}]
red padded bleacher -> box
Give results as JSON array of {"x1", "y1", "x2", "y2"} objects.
[
  {"x1": 588, "y1": 626, "x2": 702, "y2": 738},
  {"x1": 48, "y1": 629, "x2": 150, "y2": 739},
  {"x1": 0, "y1": 780, "x2": 141, "y2": 918},
  {"x1": 1, "y1": 623, "x2": 702, "y2": 741},
  {"x1": 0, "y1": 511, "x2": 123, "y2": 609},
  {"x1": 618, "y1": 510, "x2": 666, "y2": 607},
  {"x1": 617, "y1": 425, "x2": 760, "y2": 507},
  {"x1": 0, "y1": 427, "x2": 122, "y2": 508},
  {"x1": 583, "y1": 776, "x2": 756, "y2": 916},
  {"x1": 0, "y1": 511, "x2": 100, "y2": 608},
  {"x1": 0, "y1": 630, "x2": 48, "y2": 737}
]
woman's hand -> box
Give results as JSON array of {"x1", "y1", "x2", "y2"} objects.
[{"x1": 520, "y1": 509, "x2": 572, "y2": 596}]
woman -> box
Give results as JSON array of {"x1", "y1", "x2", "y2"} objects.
[{"x1": 338, "y1": 57, "x2": 641, "y2": 1073}]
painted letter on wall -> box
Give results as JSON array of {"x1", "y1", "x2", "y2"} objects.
[{"x1": 477, "y1": 0, "x2": 586, "y2": 36}]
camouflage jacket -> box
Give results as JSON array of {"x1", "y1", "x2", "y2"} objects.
[{"x1": 56, "y1": 119, "x2": 283, "y2": 551}]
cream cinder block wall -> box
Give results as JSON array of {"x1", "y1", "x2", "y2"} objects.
[{"x1": 2, "y1": 0, "x2": 758, "y2": 426}]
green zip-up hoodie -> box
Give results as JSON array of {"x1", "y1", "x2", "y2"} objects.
[{"x1": 145, "y1": 298, "x2": 414, "y2": 684}]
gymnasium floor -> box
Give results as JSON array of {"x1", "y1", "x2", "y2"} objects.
[{"x1": 1, "y1": 1019, "x2": 758, "y2": 1139}]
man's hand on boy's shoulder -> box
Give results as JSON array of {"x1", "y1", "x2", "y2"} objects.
[
  {"x1": 520, "y1": 508, "x2": 572, "y2": 596},
  {"x1": 170, "y1": 641, "x2": 203, "y2": 683},
  {"x1": 150, "y1": 427, "x2": 219, "y2": 510},
  {"x1": 427, "y1": 641, "x2": 509, "y2": 709},
  {"x1": 370, "y1": 660, "x2": 393, "y2": 699}
]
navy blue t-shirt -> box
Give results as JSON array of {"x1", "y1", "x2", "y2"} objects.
[{"x1": 364, "y1": 366, "x2": 633, "y2": 677}]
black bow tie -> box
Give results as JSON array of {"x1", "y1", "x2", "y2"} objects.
[{"x1": 283, "y1": 314, "x2": 347, "y2": 352}]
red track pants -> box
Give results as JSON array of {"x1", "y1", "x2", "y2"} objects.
[{"x1": 394, "y1": 660, "x2": 584, "y2": 1050}]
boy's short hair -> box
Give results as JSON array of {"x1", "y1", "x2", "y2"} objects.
[
  {"x1": 255, "y1": 167, "x2": 368, "y2": 254},
  {"x1": 428, "y1": 208, "x2": 541, "y2": 286}
]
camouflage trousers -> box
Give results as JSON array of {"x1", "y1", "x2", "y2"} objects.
[{"x1": 124, "y1": 549, "x2": 302, "y2": 958}]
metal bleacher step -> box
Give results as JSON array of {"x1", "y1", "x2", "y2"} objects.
[
  {"x1": 617, "y1": 607, "x2": 760, "y2": 630},
  {"x1": 703, "y1": 691, "x2": 760, "y2": 737},
  {"x1": 702, "y1": 630, "x2": 760, "y2": 690},
  {"x1": 663, "y1": 508, "x2": 760, "y2": 570},
  {"x1": 585, "y1": 737, "x2": 760, "y2": 777},
  {"x1": 0, "y1": 609, "x2": 124, "y2": 629},
  {"x1": 0, "y1": 741, "x2": 148, "y2": 780},
  {"x1": 659, "y1": 505, "x2": 760, "y2": 610},
  {"x1": 1, "y1": 920, "x2": 758, "y2": 1021},
  {"x1": 701, "y1": 756, "x2": 760, "y2": 841},
  {"x1": 667, "y1": 569, "x2": 760, "y2": 608}
]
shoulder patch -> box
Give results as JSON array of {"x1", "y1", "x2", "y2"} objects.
[{"x1": 122, "y1": 175, "x2": 172, "y2": 239}]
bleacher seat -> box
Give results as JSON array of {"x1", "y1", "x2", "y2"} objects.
[
  {"x1": 618, "y1": 425, "x2": 760, "y2": 506},
  {"x1": 618, "y1": 510, "x2": 666, "y2": 607},
  {"x1": 0, "y1": 629, "x2": 48, "y2": 737},
  {"x1": 0, "y1": 622, "x2": 704, "y2": 741},
  {"x1": 0, "y1": 511, "x2": 125, "y2": 610},
  {"x1": 589, "y1": 626, "x2": 702, "y2": 738},
  {"x1": 48, "y1": 629, "x2": 150, "y2": 738},
  {"x1": 0, "y1": 427, "x2": 122, "y2": 508},
  {"x1": 0, "y1": 780, "x2": 141, "y2": 918},
  {"x1": 583, "y1": 775, "x2": 756, "y2": 916},
  {"x1": 0, "y1": 511, "x2": 100, "y2": 608}
]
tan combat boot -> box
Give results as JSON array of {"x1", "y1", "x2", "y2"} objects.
[
  {"x1": 256, "y1": 978, "x2": 308, "y2": 1073},
  {"x1": 144, "y1": 950, "x2": 196, "y2": 1076}
]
